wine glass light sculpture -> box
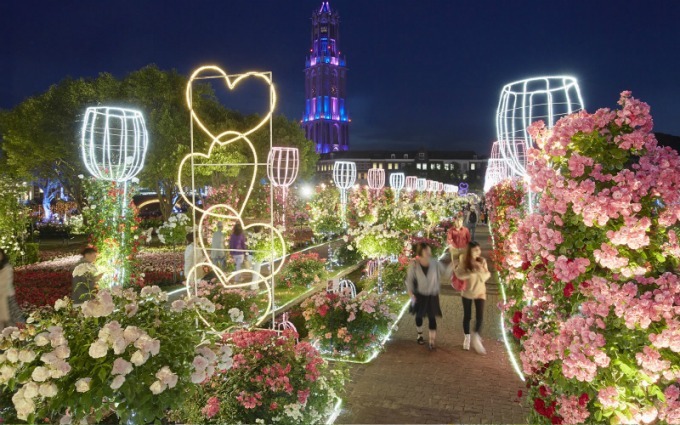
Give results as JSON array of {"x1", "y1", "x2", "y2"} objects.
[
  {"x1": 81, "y1": 106, "x2": 149, "y2": 286},
  {"x1": 389, "y1": 172, "x2": 405, "y2": 200},
  {"x1": 416, "y1": 178, "x2": 427, "y2": 192},
  {"x1": 496, "y1": 76, "x2": 584, "y2": 178},
  {"x1": 267, "y1": 147, "x2": 299, "y2": 228},
  {"x1": 427, "y1": 180, "x2": 438, "y2": 192},
  {"x1": 367, "y1": 168, "x2": 385, "y2": 196},
  {"x1": 437, "y1": 182, "x2": 444, "y2": 192},
  {"x1": 405, "y1": 176, "x2": 417, "y2": 192},
  {"x1": 333, "y1": 161, "x2": 356, "y2": 225}
]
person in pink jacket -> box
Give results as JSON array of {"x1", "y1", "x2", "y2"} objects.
[{"x1": 447, "y1": 215, "x2": 471, "y2": 291}]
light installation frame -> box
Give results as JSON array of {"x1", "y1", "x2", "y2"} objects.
[
  {"x1": 367, "y1": 167, "x2": 385, "y2": 193},
  {"x1": 389, "y1": 172, "x2": 405, "y2": 199},
  {"x1": 80, "y1": 106, "x2": 149, "y2": 286},
  {"x1": 179, "y1": 65, "x2": 285, "y2": 332},
  {"x1": 266, "y1": 147, "x2": 300, "y2": 229},
  {"x1": 496, "y1": 75, "x2": 584, "y2": 178},
  {"x1": 404, "y1": 175, "x2": 417, "y2": 192},
  {"x1": 333, "y1": 161, "x2": 357, "y2": 225}
]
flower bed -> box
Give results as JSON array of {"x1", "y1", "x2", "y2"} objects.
[
  {"x1": 504, "y1": 92, "x2": 680, "y2": 424},
  {"x1": 0, "y1": 286, "x2": 228, "y2": 424},
  {"x1": 279, "y1": 252, "x2": 327, "y2": 289},
  {"x1": 195, "y1": 282, "x2": 264, "y2": 330},
  {"x1": 301, "y1": 291, "x2": 398, "y2": 362},
  {"x1": 13, "y1": 270, "x2": 72, "y2": 309},
  {"x1": 174, "y1": 329, "x2": 346, "y2": 424}
]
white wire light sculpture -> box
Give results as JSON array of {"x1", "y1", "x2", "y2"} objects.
[
  {"x1": 427, "y1": 180, "x2": 438, "y2": 192},
  {"x1": 389, "y1": 172, "x2": 405, "y2": 200},
  {"x1": 81, "y1": 107, "x2": 148, "y2": 182},
  {"x1": 329, "y1": 278, "x2": 357, "y2": 298},
  {"x1": 444, "y1": 184, "x2": 456, "y2": 194},
  {"x1": 267, "y1": 147, "x2": 299, "y2": 228},
  {"x1": 437, "y1": 182, "x2": 444, "y2": 192},
  {"x1": 367, "y1": 168, "x2": 385, "y2": 194},
  {"x1": 496, "y1": 76, "x2": 584, "y2": 178},
  {"x1": 333, "y1": 161, "x2": 356, "y2": 225},
  {"x1": 80, "y1": 106, "x2": 148, "y2": 287},
  {"x1": 275, "y1": 312, "x2": 299, "y2": 340},
  {"x1": 405, "y1": 176, "x2": 417, "y2": 192},
  {"x1": 416, "y1": 178, "x2": 427, "y2": 192}
]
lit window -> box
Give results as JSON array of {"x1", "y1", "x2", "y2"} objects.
[
  {"x1": 395, "y1": 163, "x2": 399, "y2": 170},
  {"x1": 416, "y1": 163, "x2": 422, "y2": 170},
  {"x1": 379, "y1": 163, "x2": 383, "y2": 169},
  {"x1": 471, "y1": 163, "x2": 476, "y2": 170},
  {"x1": 373, "y1": 162, "x2": 377, "y2": 168},
  {"x1": 388, "y1": 163, "x2": 393, "y2": 170},
  {"x1": 444, "y1": 163, "x2": 449, "y2": 170},
  {"x1": 431, "y1": 164, "x2": 435, "y2": 170},
  {"x1": 437, "y1": 163, "x2": 441, "y2": 170}
]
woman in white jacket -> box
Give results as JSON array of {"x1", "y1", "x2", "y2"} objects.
[
  {"x1": 454, "y1": 241, "x2": 491, "y2": 354},
  {"x1": 405, "y1": 242, "x2": 454, "y2": 350}
]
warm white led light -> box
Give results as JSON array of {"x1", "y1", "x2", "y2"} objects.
[
  {"x1": 367, "y1": 168, "x2": 385, "y2": 192},
  {"x1": 81, "y1": 107, "x2": 148, "y2": 182},
  {"x1": 178, "y1": 65, "x2": 284, "y2": 332},
  {"x1": 389, "y1": 172, "x2": 405, "y2": 199}
]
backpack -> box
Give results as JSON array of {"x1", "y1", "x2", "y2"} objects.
[{"x1": 469, "y1": 211, "x2": 477, "y2": 224}]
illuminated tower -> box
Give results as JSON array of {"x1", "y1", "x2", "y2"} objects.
[{"x1": 302, "y1": 1, "x2": 349, "y2": 153}]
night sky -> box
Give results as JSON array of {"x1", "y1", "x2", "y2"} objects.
[{"x1": 1, "y1": 1, "x2": 679, "y2": 155}]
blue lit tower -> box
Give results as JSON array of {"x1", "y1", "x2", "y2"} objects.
[{"x1": 302, "y1": 2, "x2": 349, "y2": 153}]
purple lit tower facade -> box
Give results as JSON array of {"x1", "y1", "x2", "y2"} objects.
[{"x1": 302, "y1": 2, "x2": 349, "y2": 154}]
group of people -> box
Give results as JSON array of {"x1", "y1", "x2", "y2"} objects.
[
  {"x1": 184, "y1": 222, "x2": 254, "y2": 287},
  {"x1": 405, "y1": 215, "x2": 490, "y2": 354}
]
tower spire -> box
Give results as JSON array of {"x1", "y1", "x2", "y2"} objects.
[{"x1": 301, "y1": 2, "x2": 350, "y2": 153}]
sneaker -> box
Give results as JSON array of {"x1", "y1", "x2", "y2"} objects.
[
  {"x1": 472, "y1": 333, "x2": 486, "y2": 355},
  {"x1": 417, "y1": 335, "x2": 425, "y2": 345},
  {"x1": 463, "y1": 334, "x2": 471, "y2": 351}
]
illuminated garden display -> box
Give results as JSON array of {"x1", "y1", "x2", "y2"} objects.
[
  {"x1": 266, "y1": 147, "x2": 300, "y2": 229},
  {"x1": 367, "y1": 167, "x2": 385, "y2": 195},
  {"x1": 487, "y1": 92, "x2": 680, "y2": 424},
  {"x1": 332, "y1": 160, "x2": 357, "y2": 226},
  {"x1": 389, "y1": 172, "x2": 405, "y2": 199},
  {"x1": 80, "y1": 106, "x2": 149, "y2": 286}
]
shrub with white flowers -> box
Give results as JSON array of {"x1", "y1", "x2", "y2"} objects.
[
  {"x1": 0, "y1": 286, "x2": 230, "y2": 424},
  {"x1": 156, "y1": 213, "x2": 192, "y2": 246}
]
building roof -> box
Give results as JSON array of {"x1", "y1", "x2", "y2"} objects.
[{"x1": 319, "y1": 149, "x2": 486, "y2": 161}]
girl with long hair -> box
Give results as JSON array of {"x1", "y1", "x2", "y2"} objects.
[
  {"x1": 229, "y1": 223, "x2": 247, "y2": 282},
  {"x1": 454, "y1": 241, "x2": 491, "y2": 354},
  {"x1": 405, "y1": 242, "x2": 454, "y2": 350}
]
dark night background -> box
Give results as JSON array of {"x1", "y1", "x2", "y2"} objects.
[{"x1": 1, "y1": 1, "x2": 679, "y2": 155}]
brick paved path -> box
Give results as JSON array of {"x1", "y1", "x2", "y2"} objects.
[{"x1": 336, "y1": 226, "x2": 529, "y2": 424}]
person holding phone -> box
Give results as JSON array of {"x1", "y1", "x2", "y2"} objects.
[
  {"x1": 405, "y1": 242, "x2": 454, "y2": 351},
  {"x1": 454, "y1": 241, "x2": 491, "y2": 354}
]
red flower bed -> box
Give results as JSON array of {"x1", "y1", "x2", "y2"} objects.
[{"x1": 13, "y1": 270, "x2": 71, "y2": 308}]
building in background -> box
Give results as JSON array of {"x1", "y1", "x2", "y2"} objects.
[
  {"x1": 302, "y1": 2, "x2": 350, "y2": 154},
  {"x1": 316, "y1": 149, "x2": 488, "y2": 190}
]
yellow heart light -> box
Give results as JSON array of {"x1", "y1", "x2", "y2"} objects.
[{"x1": 177, "y1": 65, "x2": 285, "y2": 332}]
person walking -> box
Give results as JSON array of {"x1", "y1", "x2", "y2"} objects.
[
  {"x1": 447, "y1": 215, "x2": 471, "y2": 291},
  {"x1": 229, "y1": 223, "x2": 247, "y2": 282},
  {"x1": 72, "y1": 247, "x2": 102, "y2": 304},
  {"x1": 405, "y1": 242, "x2": 453, "y2": 351},
  {"x1": 211, "y1": 222, "x2": 226, "y2": 270},
  {"x1": 454, "y1": 241, "x2": 491, "y2": 354},
  {"x1": 184, "y1": 233, "x2": 197, "y2": 284},
  {"x1": 467, "y1": 208, "x2": 478, "y2": 241},
  {"x1": 0, "y1": 249, "x2": 24, "y2": 330}
]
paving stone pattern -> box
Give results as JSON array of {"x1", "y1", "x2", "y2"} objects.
[{"x1": 336, "y1": 226, "x2": 529, "y2": 424}]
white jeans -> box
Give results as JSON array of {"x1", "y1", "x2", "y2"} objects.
[{"x1": 233, "y1": 255, "x2": 244, "y2": 281}]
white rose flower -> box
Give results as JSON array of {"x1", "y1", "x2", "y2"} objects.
[
  {"x1": 54, "y1": 345, "x2": 70, "y2": 359},
  {"x1": 23, "y1": 382, "x2": 39, "y2": 399},
  {"x1": 75, "y1": 377, "x2": 91, "y2": 393},
  {"x1": 0, "y1": 365, "x2": 17, "y2": 384},
  {"x1": 12, "y1": 391, "x2": 36, "y2": 421},
  {"x1": 39, "y1": 382, "x2": 58, "y2": 398},
  {"x1": 110, "y1": 374, "x2": 126, "y2": 390},
  {"x1": 54, "y1": 298, "x2": 68, "y2": 311},
  {"x1": 59, "y1": 413, "x2": 72, "y2": 425},
  {"x1": 130, "y1": 350, "x2": 148, "y2": 366},
  {"x1": 88, "y1": 340, "x2": 109, "y2": 359},
  {"x1": 190, "y1": 370, "x2": 207, "y2": 384},
  {"x1": 149, "y1": 380, "x2": 165, "y2": 395},
  {"x1": 18, "y1": 350, "x2": 36, "y2": 363},
  {"x1": 125, "y1": 303, "x2": 139, "y2": 317},
  {"x1": 112, "y1": 358, "x2": 133, "y2": 376},
  {"x1": 6, "y1": 348, "x2": 19, "y2": 363},
  {"x1": 31, "y1": 366, "x2": 50, "y2": 382},
  {"x1": 170, "y1": 300, "x2": 186, "y2": 312},
  {"x1": 123, "y1": 326, "x2": 142, "y2": 343}
]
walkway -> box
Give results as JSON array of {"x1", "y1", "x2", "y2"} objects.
[{"x1": 336, "y1": 226, "x2": 528, "y2": 424}]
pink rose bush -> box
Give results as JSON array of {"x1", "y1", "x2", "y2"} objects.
[
  {"x1": 492, "y1": 92, "x2": 680, "y2": 424},
  {"x1": 176, "y1": 329, "x2": 346, "y2": 425},
  {"x1": 301, "y1": 290, "x2": 398, "y2": 361},
  {"x1": 0, "y1": 286, "x2": 230, "y2": 424}
]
